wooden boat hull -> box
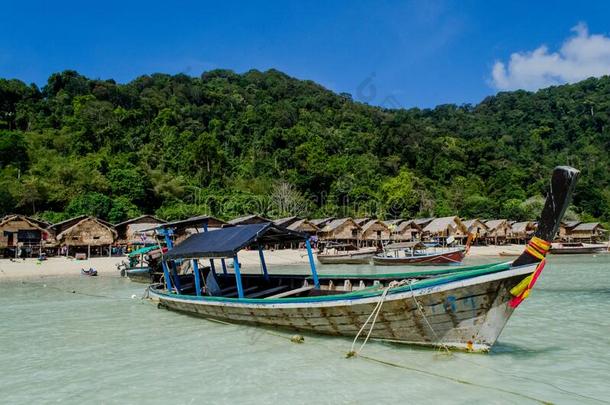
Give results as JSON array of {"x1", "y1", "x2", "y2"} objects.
[
  {"x1": 550, "y1": 246, "x2": 605, "y2": 254},
  {"x1": 316, "y1": 252, "x2": 374, "y2": 265},
  {"x1": 373, "y1": 249, "x2": 465, "y2": 266},
  {"x1": 149, "y1": 263, "x2": 535, "y2": 352}
]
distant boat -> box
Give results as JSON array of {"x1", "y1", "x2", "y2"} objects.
[
  {"x1": 316, "y1": 242, "x2": 377, "y2": 265},
  {"x1": 123, "y1": 246, "x2": 168, "y2": 283},
  {"x1": 148, "y1": 165, "x2": 581, "y2": 352},
  {"x1": 550, "y1": 242, "x2": 607, "y2": 254},
  {"x1": 373, "y1": 236, "x2": 472, "y2": 266}
]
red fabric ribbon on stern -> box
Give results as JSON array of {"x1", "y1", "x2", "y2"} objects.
[{"x1": 509, "y1": 237, "x2": 551, "y2": 308}]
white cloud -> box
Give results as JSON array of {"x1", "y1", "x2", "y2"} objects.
[{"x1": 491, "y1": 23, "x2": 610, "y2": 91}]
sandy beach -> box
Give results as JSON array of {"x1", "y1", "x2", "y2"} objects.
[{"x1": 0, "y1": 245, "x2": 526, "y2": 281}]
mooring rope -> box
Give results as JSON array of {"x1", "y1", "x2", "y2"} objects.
[
  {"x1": 346, "y1": 280, "x2": 409, "y2": 358},
  {"x1": 407, "y1": 280, "x2": 452, "y2": 355}
]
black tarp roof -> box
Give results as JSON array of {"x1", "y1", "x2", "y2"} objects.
[{"x1": 165, "y1": 223, "x2": 307, "y2": 259}]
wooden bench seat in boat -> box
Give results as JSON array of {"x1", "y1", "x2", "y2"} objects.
[
  {"x1": 265, "y1": 285, "x2": 314, "y2": 299},
  {"x1": 246, "y1": 285, "x2": 289, "y2": 299},
  {"x1": 224, "y1": 286, "x2": 258, "y2": 298}
]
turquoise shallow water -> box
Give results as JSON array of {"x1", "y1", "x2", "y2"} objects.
[{"x1": 1, "y1": 255, "x2": 609, "y2": 404}]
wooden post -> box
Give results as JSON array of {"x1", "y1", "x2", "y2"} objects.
[
  {"x1": 87, "y1": 245, "x2": 91, "y2": 259},
  {"x1": 233, "y1": 255, "x2": 244, "y2": 298},
  {"x1": 221, "y1": 259, "x2": 228, "y2": 275}
]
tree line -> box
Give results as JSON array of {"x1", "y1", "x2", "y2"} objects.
[{"x1": 0, "y1": 69, "x2": 608, "y2": 225}]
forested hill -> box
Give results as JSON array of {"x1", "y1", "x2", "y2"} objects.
[{"x1": 0, "y1": 69, "x2": 608, "y2": 224}]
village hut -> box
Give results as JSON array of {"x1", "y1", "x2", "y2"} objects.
[
  {"x1": 273, "y1": 216, "x2": 300, "y2": 228},
  {"x1": 354, "y1": 218, "x2": 371, "y2": 227},
  {"x1": 568, "y1": 222, "x2": 608, "y2": 243},
  {"x1": 414, "y1": 218, "x2": 435, "y2": 228},
  {"x1": 310, "y1": 217, "x2": 335, "y2": 229},
  {"x1": 269, "y1": 217, "x2": 320, "y2": 248},
  {"x1": 0, "y1": 215, "x2": 52, "y2": 257},
  {"x1": 422, "y1": 216, "x2": 468, "y2": 244},
  {"x1": 484, "y1": 220, "x2": 512, "y2": 245},
  {"x1": 228, "y1": 215, "x2": 272, "y2": 225},
  {"x1": 114, "y1": 215, "x2": 166, "y2": 247},
  {"x1": 51, "y1": 216, "x2": 117, "y2": 258},
  {"x1": 389, "y1": 220, "x2": 422, "y2": 242},
  {"x1": 360, "y1": 219, "x2": 391, "y2": 246},
  {"x1": 558, "y1": 220, "x2": 581, "y2": 241},
  {"x1": 318, "y1": 218, "x2": 362, "y2": 245},
  {"x1": 509, "y1": 221, "x2": 537, "y2": 243},
  {"x1": 462, "y1": 219, "x2": 488, "y2": 244},
  {"x1": 157, "y1": 215, "x2": 228, "y2": 245}
]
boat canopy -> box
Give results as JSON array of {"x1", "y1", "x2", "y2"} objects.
[
  {"x1": 165, "y1": 223, "x2": 307, "y2": 260},
  {"x1": 128, "y1": 245, "x2": 160, "y2": 257}
]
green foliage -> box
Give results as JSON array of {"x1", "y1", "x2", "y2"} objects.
[{"x1": 0, "y1": 69, "x2": 608, "y2": 223}]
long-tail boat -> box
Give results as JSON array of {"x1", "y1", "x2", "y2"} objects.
[
  {"x1": 372, "y1": 239, "x2": 470, "y2": 266},
  {"x1": 316, "y1": 242, "x2": 377, "y2": 265},
  {"x1": 550, "y1": 242, "x2": 607, "y2": 254},
  {"x1": 149, "y1": 166, "x2": 579, "y2": 352}
]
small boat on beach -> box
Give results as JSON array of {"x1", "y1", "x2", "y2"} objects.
[
  {"x1": 80, "y1": 268, "x2": 98, "y2": 276},
  {"x1": 149, "y1": 166, "x2": 579, "y2": 352},
  {"x1": 122, "y1": 246, "x2": 168, "y2": 283},
  {"x1": 316, "y1": 242, "x2": 377, "y2": 265},
  {"x1": 372, "y1": 241, "x2": 468, "y2": 266},
  {"x1": 550, "y1": 242, "x2": 607, "y2": 255}
]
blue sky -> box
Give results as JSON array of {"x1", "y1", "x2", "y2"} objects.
[{"x1": 2, "y1": 0, "x2": 610, "y2": 108}]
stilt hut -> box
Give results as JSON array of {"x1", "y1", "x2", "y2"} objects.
[
  {"x1": 414, "y1": 217, "x2": 435, "y2": 229},
  {"x1": 389, "y1": 220, "x2": 422, "y2": 241},
  {"x1": 228, "y1": 215, "x2": 272, "y2": 225},
  {"x1": 114, "y1": 215, "x2": 166, "y2": 247},
  {"x1": 462, "y1": 219, "x2": 489, "y2": 245},
  {"x1": 310, "y1": 217, "x2": 335, "y2": 229},
  {"x1": 509, "y1": 221, "x2": 537, "y2": 244},
  {"x1": 51, "y1": 216, "x2": 117, "y2": 258},
  {"x1": 0, "y1": 215, "x2": 52, "y2": 258},
  {"x1": 484, "y1": 220, "x2": 512, "y2": 245},
  {"x1": 558, "y1": 221, "x2": 580, "y2": 241},
  {"x1": 569, "y1": 223, "x2": 608, "y2": 243},
  {"x1": 318, "y1": 218, "x2": 362, "y2": 246},
  {"x1": 423, "y1": 216, "x2": 468, "y2": 244},
  {"x1": 272, "y1": 217, "x2": 320, "y2": 248},
  {"x1": 354, "y1": 218, "x2": 371, "y2": 227},
  {"x1": 360, "y1": 219, "x2": 390, "y2": 247}
]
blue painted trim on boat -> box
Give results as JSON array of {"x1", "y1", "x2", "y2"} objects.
[
  {"x1": 193, "y1": 259, "x2": 202, "y2": 297},
  {"x1": 162, "y1": 260, "x2": 173, "y2": 291},
  {"x1": 233, "y1": 255, "x2": 244, "y2": 298},
  {"x1": 258, "y1": 245, "x2": 269, "y2": 280},
  {"x1": 153, "y1": 261, "x2": 516, "y2": 305},
  {"x1": 305, "y1": 239, "x2": 320, "y2": 288}
]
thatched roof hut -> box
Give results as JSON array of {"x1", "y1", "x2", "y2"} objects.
[
  {"x1": 319, "y1": 218, "x2": 361, "y2": 242},
  {"x1": 462, "y1": 219, "x2": 489, "y2": 238},
  {"x1": 286, "y1": 219, "x2": 319, "y2": 234},
  {"x1": 228, "y1": 215, "x2": 272, "y2": 225},
  {"x1": 114, "y1": 215, "x2": 166, "y2": 246},
  {"x1": 0, "y1": 215, "x2": 52, "y2": 250},
  {"x1": 354, "y1": 218, "x2": 371, "y2": 227},
  {"x1": 484, "y1": 220, "x2": 512, "y2": 244},
  {"x1": 389, "y1": 220, "x2": 422, "y2": 241},
  {"x1": 569, "y1": 222, "x2": 607, "y2": 242},
  {"x1": 510, "y1": 221, "x2": 537, "y2": 241},
  {"x1": 414, "y1": 218, "x2": 435, "y2": 228},
  {"x1": 361, "y1": 219, "x2": 390, "y2": 243},
  {"x1": 310, "y1": 217, "x2": 335, "y2": 228},
  {"x1": 423, "y1": 216, "x2": 468, "y2": 240},
  {"x1": 53, "y1": 216, "x2": 117, "y2": 247}
]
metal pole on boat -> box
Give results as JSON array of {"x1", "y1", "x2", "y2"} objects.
[
  {"x1": 233, "y1": 255, "x2": 244, "y2": 298},
  {"x1": 192, "y1": 259, "x2": 202, "y2": 296},
  {"x1": 305, "y1": 239, "x2": 320, "y2": 288},
  {"x1": 258, "y1": 244, "x2": 269, "y2": 280}
]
